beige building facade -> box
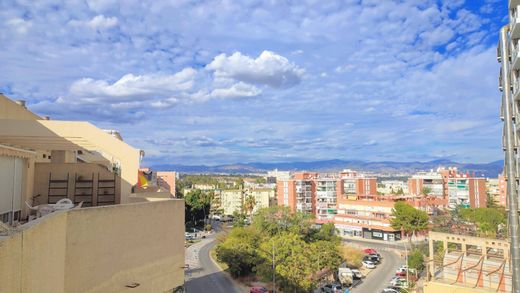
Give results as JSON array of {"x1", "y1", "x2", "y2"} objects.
[{"x1": 0, "y1": 94, "x2": 185, "y2": 292}]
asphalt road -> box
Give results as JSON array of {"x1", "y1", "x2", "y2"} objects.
[
  {"x1": 345, "y1": 239, "x2": 404, "y2": 293},
  {"x1": 185, "y1": 224, "x2": 245, "y2": 293}
]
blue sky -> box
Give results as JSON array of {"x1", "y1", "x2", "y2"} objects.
[{"x1": 0, "y1": 0, "x2": 507, "y2": 165}]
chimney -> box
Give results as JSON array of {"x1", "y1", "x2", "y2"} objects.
[{"x1": 15, "y1": 100, "x2": 26, "y2": 108}]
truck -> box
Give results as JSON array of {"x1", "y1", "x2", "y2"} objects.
[{"x1": 337, "y1": 263, "x2": 353, "y2": 287}]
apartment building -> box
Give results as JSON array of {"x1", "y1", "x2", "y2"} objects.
[
  {"x1": 377, "y1": 180, "x2": 408, "y2": 194},
  {"x1": 408, "y1": 170, "x2": 445, "y2": 197},
  {"x1": 157, "y1": 171, "x2": 176, "y2": 196},
  {"x1": 213, "y1": 187, "x2": 275, "y2": 216},
  {"x1": 497, "y1": 174, "x2": 507, "y2": 207},
  {"x1": 277, "y1": 172, "x2": 317, "y2": 215},
  {"x1": 0, "y1": 94, "x2": 184, "y2": 292},
  {"x1": 315, "y1": 176, "x2": 339, "y2": 221},
  {"x1": 445, "y1": 170, "x2": 486, "y2": 209},
  {"x1": 277, "y1": 170, "x2": 377, "y2": 222},
  {"x1": 335, "y1": 194, "x2": 402, "y2": 241},
  {"x1": 409, "y1": 167, "x2": 486, "y2": 208}
]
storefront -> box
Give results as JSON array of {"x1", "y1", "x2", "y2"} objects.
[
  {"x1": 335, "y1": 224, "x2": 363, "y2": 237},
  {"x1": 362, "y1": 228, "x2": 401, "y2": 241}
]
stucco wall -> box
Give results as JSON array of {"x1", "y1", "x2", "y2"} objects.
[
  {"x1": 0, "y1": 199, "x2": 185, "y2": 293},
  {"x1": 34, "y1": 162, "x2": 121, "y2": 206},
  {"x1": 424, "y1": 281, "x2": 494, "y2": 293}
]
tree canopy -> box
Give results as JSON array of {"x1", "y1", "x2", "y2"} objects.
[
  {"x1": 458, "y1": 207, "x2": 506, "y2": 237},
  {"x1": 390, "y1": 201, "x2": 429, "y2": 244},
  {"x1": 216, "y1": 207, "x2": 349, "y2": 292}
]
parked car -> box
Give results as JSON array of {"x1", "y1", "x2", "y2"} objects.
[
  {"x1": 350, "y1": 269, "x2": 364, "y2": 279},
  {"x1": 211, "y1": 214, "x2": 221, "y2": 221},
  {"x1": 362, "y1": 260, "x2": 376, "y2": 269},
  {"x1": 321, "y1": 283, "x2": 343, "y2": 293},
  {"x1": 363, "y1": 248, "x2": 378, "y2": 254},
  {"x1": 368, "y1": 254, "x2": 381, "y2": 263},
  {"x1": 382, "y1": 286, "x2": 402, "y2": 293},
  {"x1": 250, "y1": 286, "x2": 268, "y2": 293},
  {"x1": 395, "y1": 271, "x2": 407, "y2": 277},
  {"x1": 363, "y1": 255, "x2": 380, "y2": 264},
  {"x1": 389, "y1": 277, "x2": 406, "y2": 286},
  {"x1": 369, "y1": 253, "x2": 382, "y2": 259}
]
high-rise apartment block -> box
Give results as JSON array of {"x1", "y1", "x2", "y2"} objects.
[
  {"x1": 408, "y1": 167, "x2": 486, "y2": 208},
  {"x1": 276, "y1": 170, "x2": 377, "y2": 220}
]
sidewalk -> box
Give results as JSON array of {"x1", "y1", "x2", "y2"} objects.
[{"x1": 340, "y1": 235, "x2": 428, "y2": 246}]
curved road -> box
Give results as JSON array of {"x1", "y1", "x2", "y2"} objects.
[
  {"x1": 345, "y1": 239, "x2": 404, "y2": 293},
  {"x1": 186, "y1": 224, "x2": 405, "y2": 293},
  {"x1": 185, "y1": 234, "x2": 245, "y2": 293}
]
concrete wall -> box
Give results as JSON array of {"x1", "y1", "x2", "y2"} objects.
[
  {"x1": 0, "y1": 200, "x2": 185, "y2": 293},
  {"x1": 0, "y1": 94, "x2": 41, "y2": 120},
  {"x1": 34, "y1": 162, "x2": 121, "y2": 206},
  {"x1": 424, "y1": 282, "x2": 494, "y2": 293}
]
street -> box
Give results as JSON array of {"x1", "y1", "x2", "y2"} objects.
[
  {"x1": 185, "y1": 228, "x2": 246, "y2": 293},
  {"x1": 345, "y1": 239, "x2": 404, "y2": 293}
]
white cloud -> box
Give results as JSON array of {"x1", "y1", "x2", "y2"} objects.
[
  {"x1": 69, "y1": 15, "x2": 118, "y2": 30},
  {"x1": 210, "y1": 82, "x2": 261, "y2": 99},
  {"x1": 7, "y1": 18, "x2": 32, "y2": 34},
  {"x1": 206, "y1": 51, "x2": 305, "y2": 88},
  {"x1": 68, "y1": 67, "x2": 197, "y2": 104}
]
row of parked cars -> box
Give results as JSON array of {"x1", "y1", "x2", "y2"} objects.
[
  {"x1": 382, "y1": 265, "x2": 411, "y2": 293},
  {"x1": 362, "y1": 248, "x2": 381, "y2": 269}
]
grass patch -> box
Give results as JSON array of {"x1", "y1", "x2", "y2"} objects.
[
  {"x1": 210, "y1": 246, "x2": 229, "y2": 271},
  {"x1": 340, "y1": 245, "x2": 364, "y2": 268}
]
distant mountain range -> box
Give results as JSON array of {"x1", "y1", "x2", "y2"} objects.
[{"x1": 151, "y1": 159, "x2": 504, "y2": 177}]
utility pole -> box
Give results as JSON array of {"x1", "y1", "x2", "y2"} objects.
[
  {"x1": 498, "y1": 24, "x2": 520, "y2": 293},
  {"x1": 272, "y1": 240, "x2": 276, "y2": 293},
  {"x1": 404, "y1": 243, "x2": 409, "y2": 289}
]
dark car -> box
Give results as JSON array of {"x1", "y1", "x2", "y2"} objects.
[
  {"x1": 321, "y1": 283, "x2": 343, "y2": 293},
  {"x1": 363, "y1": 255, "x2": 380, "y2": 264},
  {"x1": 382, "y1": 286, "x2": 402, "y2": 293},
  {"x1": 250, "y1": 286, "x2": 268, "y2": 293}
]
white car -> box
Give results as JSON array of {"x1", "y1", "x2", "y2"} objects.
[
  {"x1": 390, "y1": 277, "x2": 406, "y2": 286},
  {"x1": 362, "y1": 260, "x2": 376, "y2": 269},
  {"x1": 351, "y1": 269, "x2": 364, "y2": 279}
]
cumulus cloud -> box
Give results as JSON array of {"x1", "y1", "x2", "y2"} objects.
[
  {"x1": 68, "y1": 68, "x2": 197, "y2": 104},
  {"x1": 69, "y1": 15, "x2": 118, "y2": 29},
  {"x1": 206, "y1": 51, "x2": 305, "y2": 88},
  {"x1": 210, "y1": 82, "x2": 261, "y2": 99}
]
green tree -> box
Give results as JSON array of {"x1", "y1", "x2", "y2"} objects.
[
  {"x1": 486, "y1": 193, "x2": 499, "y2": 209},
  {"x1": 216, "y1": 227, "x2": 260, "y2": 277},
  {"x1": 253, "y1": 206, "x2": 313, "y2": 237},
  {"x1": 256, "y1": 233, "x2": 316, "y2": 292},
  {"x1": 408, "y1": 249, "x2": 425, "y2": 271},
  {"x1": 421, "y1": 186, "x2": 432, "y2": 196},
  {"x1": 390, "y1": 201, "x2": 429, "y2": 246},
  {"x1": 458, "y1": 208, "x2": 506, "y2": 237},
  {"x1": 185, "y1": 189, "x2": 213, "y2": 225},
  {"x1": 307, "y1": 222, "x2": 340, "y2": 244}
]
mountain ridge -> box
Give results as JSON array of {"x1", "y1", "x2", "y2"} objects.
[{"x1": 150, "y1": 159, "x2": 504, "y2": 177}]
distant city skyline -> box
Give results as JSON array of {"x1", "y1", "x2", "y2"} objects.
[{"x1": 0, "y1": 0, "x2": 507, "y2": 165}]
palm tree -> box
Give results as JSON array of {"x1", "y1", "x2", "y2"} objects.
[{"x1": 244, "y1": 194, "x2": 257, "y2": 219}]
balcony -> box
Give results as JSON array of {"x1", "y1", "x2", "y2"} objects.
[
  {"x1": 513, "y1": 43, "x2": 520, "y2": 70},
  {"x1": 512, "y1": 8, "x2": 520, "y2": 39},
  {"x1": 514, "y1": 79, "x2": 520, "y2": 101}
]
